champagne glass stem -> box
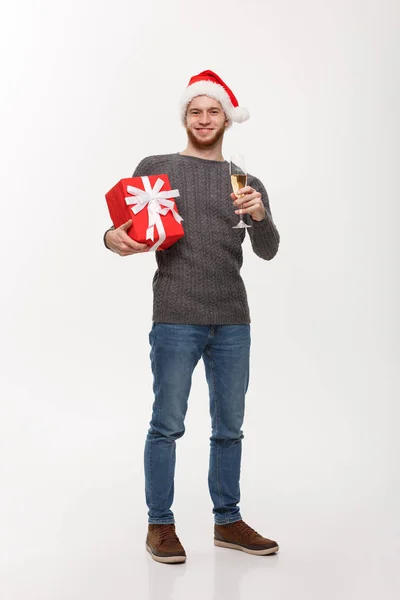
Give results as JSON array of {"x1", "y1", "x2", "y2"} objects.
[{"x1": 237, "y1": 195, "x2": 245, "y2": 224}]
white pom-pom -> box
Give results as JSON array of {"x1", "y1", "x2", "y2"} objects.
[{"x1": 231, "y1": 106, "x2": 250, "y2": 123}]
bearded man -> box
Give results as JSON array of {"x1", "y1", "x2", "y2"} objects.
[{"x1": 104, "y1": 70, "x2": 280, "y2": 564}]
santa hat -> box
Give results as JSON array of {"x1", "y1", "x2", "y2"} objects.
[{"x1": 180, "y1": 70, "x2": 250, "y2": 126}]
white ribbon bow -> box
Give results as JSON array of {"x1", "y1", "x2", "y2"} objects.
[{"x1": 125, "y1": 176, "x2": 182, "y2": 251}]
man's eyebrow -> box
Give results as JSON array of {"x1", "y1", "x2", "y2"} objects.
[{"x1": 188, "y1": 106, "x2": 222, "y2": 111}]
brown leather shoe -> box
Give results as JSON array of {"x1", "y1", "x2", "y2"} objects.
[
  {"x1": 146, "y1": 524, "x2": 186, "y2": 564},
  {"x1": 214, "y1": 520, "x2": 279, "y2": 555}
]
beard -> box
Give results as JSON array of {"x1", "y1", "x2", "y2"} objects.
[{"x1": 185, "y1": 121, "x2": 226, "y2": 149}]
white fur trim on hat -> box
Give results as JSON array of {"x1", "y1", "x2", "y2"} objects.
[
  {"x1": 231, "y1": 106, "x2": 250, "y2": 123},
  {"x1": 180, "y1": 80, "x2": 249, "y2": 126}
]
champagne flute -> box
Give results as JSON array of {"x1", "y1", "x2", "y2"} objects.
[{"x1": 230, "y1": 154, "x2": 251, "y2": 229}]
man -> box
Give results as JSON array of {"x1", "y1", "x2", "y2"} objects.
[{"x1": 104, "y1": 70, "x2": 280, "y2": 564}]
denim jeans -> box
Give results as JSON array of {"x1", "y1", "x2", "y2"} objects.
[{"x1": 144, "y1": 323, "x2": 251, "y2": 525}]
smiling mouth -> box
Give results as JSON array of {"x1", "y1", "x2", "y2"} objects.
[{"x1": 196, "y1": 128, "x2": 214, "y2": 133}]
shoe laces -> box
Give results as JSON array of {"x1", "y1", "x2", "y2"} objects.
[
  {"x1": 234, "y1": 520, "x2": 260, "y2": 540},
  {"x1": 157, "y1": 525, "x2": 180, "y2": 544}
]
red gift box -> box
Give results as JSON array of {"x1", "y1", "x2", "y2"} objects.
[{"x1": 105, "y1": 174, "x2": 184, "y2": 251}]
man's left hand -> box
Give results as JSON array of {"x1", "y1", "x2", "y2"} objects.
[{"x1": 231, "y1": 186, "x2": 266, "y2": 222}]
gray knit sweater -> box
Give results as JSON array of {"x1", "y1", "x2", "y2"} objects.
[{"x1": 124, "y1": 153, "x2": 279, "y2": 324}]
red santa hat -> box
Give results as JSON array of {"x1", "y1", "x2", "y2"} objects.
[{"x1": 180, "y1": 70, "x2": 250, "y2": 127}]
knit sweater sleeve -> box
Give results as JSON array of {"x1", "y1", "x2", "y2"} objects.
[{"x1": 246, "y1": 175, "x2": 280, "y2": 261}]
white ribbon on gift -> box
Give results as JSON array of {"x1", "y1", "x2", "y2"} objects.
[{"x1": 125, "y1": 176, "x2": 182, "y2": 251}]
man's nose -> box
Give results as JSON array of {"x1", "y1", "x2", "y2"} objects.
[{"x1": 199, "y1": 112, "x2": 211, "y2": 125}]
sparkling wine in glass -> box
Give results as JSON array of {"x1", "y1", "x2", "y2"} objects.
[{"x1": 230, "y1": 154, "x2": 251, "y2": 229}]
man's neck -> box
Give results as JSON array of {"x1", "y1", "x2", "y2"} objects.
[{"x1": 180, "y1": 141, "x2": 225, "y2": 162}]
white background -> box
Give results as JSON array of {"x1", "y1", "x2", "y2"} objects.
[{"x1": 0, "y1": 0, "x2": 398, "y2": 598}]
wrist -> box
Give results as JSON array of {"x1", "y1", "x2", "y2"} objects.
[{"x1": 251, "y1": 212, "x2": 266, "y2": 222}]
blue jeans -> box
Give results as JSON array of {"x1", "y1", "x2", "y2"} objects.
[{"x1": 144, "y1": 323, "x2": 251, "y2": 525}]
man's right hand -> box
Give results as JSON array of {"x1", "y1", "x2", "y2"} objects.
[{"x1": 104, "y1": 220, "x2": 150, "y2": 256}]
